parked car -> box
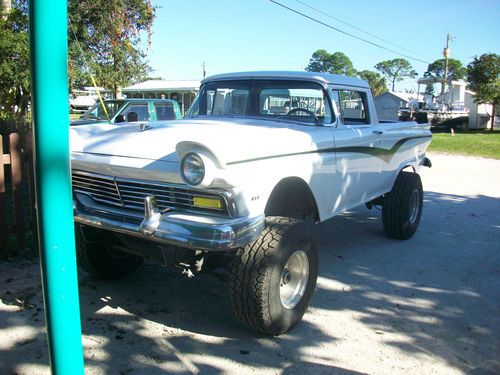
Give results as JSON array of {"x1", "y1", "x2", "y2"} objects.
[
  {"x1": 70, "y1": 71, "x2": 432, "y2": 335},
  {"x1": 70, "y1": 98, "x2": 182, "y2": 126}
]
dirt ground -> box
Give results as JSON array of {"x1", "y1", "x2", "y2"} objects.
[{"x1": 1, "y1": 152, "x2": 499, "y2": 375}]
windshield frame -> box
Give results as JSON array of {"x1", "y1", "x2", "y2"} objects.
[
  {"x1": 187, "y1": 79, "x2": 334, "y2": 126},
  {"x1": 81, "y1": 100, "x2": 126, "y2": 121}
]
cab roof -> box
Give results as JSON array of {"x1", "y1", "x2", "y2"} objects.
[{"x1": 202, "y1": 71, "x2": 369, "y2": 89}]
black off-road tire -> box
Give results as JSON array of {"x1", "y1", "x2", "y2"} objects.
[
  {"x1": 75, "y1": 224, "x2": 144, "y2": 279},
  {"x1": 229, "y1": 216, "x2": 318, "y2": 336},
  {"x1": 382, "y1": 172, "x2": 423, "y2": 240}
]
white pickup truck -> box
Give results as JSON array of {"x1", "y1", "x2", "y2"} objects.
[{"x1": 70, "y1": 71, "x2": 432, "y2": 335}]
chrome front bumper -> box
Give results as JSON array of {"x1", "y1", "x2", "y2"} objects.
[{"x1": 74, "y1": 201, "x2": 264, "y2": 252}]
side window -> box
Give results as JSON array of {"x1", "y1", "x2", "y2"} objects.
[
  {"x1": 337, "y1": 90, "x2": 370, "y2": 125},
  {"x1": 155, "y1": 102, "x2": 176, "y2": 120},
  {"x1": 121, "y1": 103, "x2": 150, "y2": 122}
]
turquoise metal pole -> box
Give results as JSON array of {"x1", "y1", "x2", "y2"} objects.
[{"x1": 28, "y1": 0, "x2": 85, "y2": 373}]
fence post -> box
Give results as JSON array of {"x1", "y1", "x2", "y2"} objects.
[
  {"x1": 0, "y1": 135, "x2": 8, "y2": 259},
  {"x1": 9, "y1": 133, "x2": 26, "y2": 254},
  {"x1": 25, "y1": 133, "x2": 39, "y2": 252}
]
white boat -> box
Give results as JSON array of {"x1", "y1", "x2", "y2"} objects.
[
  {"x1": 414, "y1": 78, "x2": 469, "y2": 125},
  {"x1": 69, "y1": 87, "x2": 108, "y2": 113}
]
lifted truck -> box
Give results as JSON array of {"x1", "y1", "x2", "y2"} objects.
[{"x1": 70, "y1": 71, "x2": 432, "y2": 335}]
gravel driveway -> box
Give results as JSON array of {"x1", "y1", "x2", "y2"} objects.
[{"x1": 1, "y1": 152, "x2": 499, "y2": 374}]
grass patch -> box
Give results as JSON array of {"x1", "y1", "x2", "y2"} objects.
[{"x1": 428, "y1": 130, "x2": 500, "y2": 159}]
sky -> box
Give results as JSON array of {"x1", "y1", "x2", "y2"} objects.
[{"x1": 145, "y1": 0, "x2": 500, "y2": 92}]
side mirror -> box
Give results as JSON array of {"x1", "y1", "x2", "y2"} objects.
[{"x1": 115, "y1": 114, "x2": 126, "y2": 123}]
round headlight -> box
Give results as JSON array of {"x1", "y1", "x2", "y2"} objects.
[{"x1": 181, "y1": 153, "x2": 205, "y2": 185}]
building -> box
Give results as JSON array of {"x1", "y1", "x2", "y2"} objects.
[
  {"x1": 374, "y1": 92, "x2": 423, "y2": 121},
  {"x1": 122, "y1": 80, "x2": 200, "y2": 114},
  {"x1": 465, "y1": 90, "x2": 493, "y2": 129}
]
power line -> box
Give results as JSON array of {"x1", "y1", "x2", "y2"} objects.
[
  {"x1": 295, "y1": 0, "x2": 432, "y2": 60},
  {"x1": 269, "y1": 0, "x2": 432, "y2": 65}
]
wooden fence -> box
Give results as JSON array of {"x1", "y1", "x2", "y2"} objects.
[{"x1": 0, "y1": 125, "x2": 37, "y2": 259}]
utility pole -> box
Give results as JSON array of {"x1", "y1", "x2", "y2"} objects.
[
  {"x1": 202, "y1": 61, "x2": 206, "y2": 79},
  {"x1": 441, "y1": 33, "x2": 452, "y2": 96}
]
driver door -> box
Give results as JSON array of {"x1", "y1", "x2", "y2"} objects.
[{"x1": 329, "y1": 88, "x2": 385, "y2": 214}]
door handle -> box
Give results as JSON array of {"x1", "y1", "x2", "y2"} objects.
[{"x1": 372, "y1": 130, "x2": 384, "y2": 135}]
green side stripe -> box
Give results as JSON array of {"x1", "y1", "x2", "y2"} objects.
[{"x1": 226, "y1": 135, "x2": 431, "y2": 165}]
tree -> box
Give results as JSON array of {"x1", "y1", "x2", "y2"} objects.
[
  {"x1": 424, "y1": 58, "x2": 467, "y2": 81},
  {"x1": 375, "y1": 58, "x2": 417, "y2": 91},
  {"x1": 357, "y1": 70, "x2": 387, "y2": 97},
  {"x1": 0, "y1": 0, "x2": 30, "y2": 119},
  {"x1": 424, "y1": 84, "x2": 435, "y2": 95},
  {"x1": 1, "y1": 0, "x2": 12, "y2": 20},
  {"x1": 305, "y1": 50, "x2": 356, "y2": 76},
  {"x1": 467, "y1": 53, "x2": 500, "y2": 130},
  {"x1": 0, "y1": 0, "x2": 156, "y2": 119},
  {"x1": 68, "y1": 0, "x2": 156, "y2": 96}
]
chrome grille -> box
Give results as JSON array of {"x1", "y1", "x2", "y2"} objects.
[{"x1": 72, "y1": 170, "x2": 228, "y2": 215}]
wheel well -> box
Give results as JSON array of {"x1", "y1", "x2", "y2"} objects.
[
  {"x1": 265, "y1": 177, "x2": 319, "y2": 222},
  {"x1": 401, "y1": 165, "x2": 416, "y2": 173}
]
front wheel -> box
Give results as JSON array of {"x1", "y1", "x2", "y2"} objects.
[
  {"x1": 382, "y1": 172, "x2": 423, "y2": 239},
  {"x1": 229, "y1": 216, "x2": 318, "y2": 335}
]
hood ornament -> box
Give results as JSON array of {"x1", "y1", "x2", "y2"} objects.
[{"x1": 138, "y1": 122, "x2": 152, "y2": 132}]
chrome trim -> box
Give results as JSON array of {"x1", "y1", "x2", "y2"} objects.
[
  {"x1": 74, "y1": 201, "x2": 264, "y2": 251},
  {"x1": 139, "y1": 196, "x2": 162, "y2": 235},
  {"x1": 72, "y1": 170, "x2": 233, "y2": 217}
]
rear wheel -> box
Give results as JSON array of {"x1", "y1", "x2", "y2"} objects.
[
  {"x1": 75, "y1": 224, "x2": 143, "y2": 279},
  {"x1": 382, "y1": 172, "x2": 423, "y2": 239},
  {"x1": 229, "y1": 216, "x2": 318, "y2": 335}
]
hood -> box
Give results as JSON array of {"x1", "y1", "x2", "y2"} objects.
[
  {"x1": 70, "y1": 118, "x2": 108, "y2": 126},
  {"x1": 70, "y1": 118, "x2": 323, "y2": 166}
]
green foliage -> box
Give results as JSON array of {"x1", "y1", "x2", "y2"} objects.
[
  {"x1": 357, "y1": 70, "x2": 387, "y2": 97},
  {"x1": 305, "y1": 50, "x2": 356, "y2": 76},
  {"x1": 467, "y1": 53, "x2": 500, "y2": 106},
  {"x1": 0, "y1": 0, "x2": 156, "y2": 119},
  {"x1": 424, "y1": 84, "x2": 435, "y2": 95},
  {"x1": 424, "y1": 58, "x2": 467, "y2": 81},
  {"x1": 0, "y1": 0, "x2": 30, "y2": 119},
  {"x1": 467, "y1": 53, "x2": 500, "y2": 130},
  {"x1": 68, "y1": 0, "x2": 156, "y2": 94},
  {"x1": 375, "y1": 58, "x2": 417, "y2": 91}
]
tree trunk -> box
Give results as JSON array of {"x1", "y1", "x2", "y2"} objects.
[
  {"x1": 391, "y1": 78, "x2": 396, "y2": 92},
  {"x1": 491, "y1": 103, "x2": 496, "y2": 131}
]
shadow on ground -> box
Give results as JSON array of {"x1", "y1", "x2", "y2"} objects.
[{"x1": 1, "y1": 191, "x2": 499, "y2": 374}]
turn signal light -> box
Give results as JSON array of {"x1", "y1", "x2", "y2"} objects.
[{"x1": 193, "y1": 196, "x2": 222, "y2": 209}]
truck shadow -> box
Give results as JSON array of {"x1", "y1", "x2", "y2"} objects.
[
  {"x1": 1, "y1": 191, "x2": 499, "y2": 374},
  {"x1": 313, "y1": 191, "x2": 500, "y2": 374}
]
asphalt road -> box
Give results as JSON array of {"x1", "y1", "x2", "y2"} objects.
[{"x1": 1, "y1": 152, "x2": 499, "y2": 374}]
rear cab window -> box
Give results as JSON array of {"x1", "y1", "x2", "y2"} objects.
[{"x1": 154, "y1": 102, "x2": 178, "y2": 120}]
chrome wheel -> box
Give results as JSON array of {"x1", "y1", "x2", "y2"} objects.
[
  {"x1": 409, "y1": 189, "x2": 420, "y2": 224},
  {"x1": 280, "y1": 250, "x2": 309, "y2": 309}
]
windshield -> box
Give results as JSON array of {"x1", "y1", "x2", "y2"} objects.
[
  {"x1": 187, "y1": 80, "x2": 333, "y2": 125},
  {"x1": 81, "y1": 100, "x2": 125, "y2": 120}
]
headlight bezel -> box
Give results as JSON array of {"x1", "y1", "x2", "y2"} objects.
[{"x1": 181, "y1": 152, "x2": 205, "y2": 186}]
